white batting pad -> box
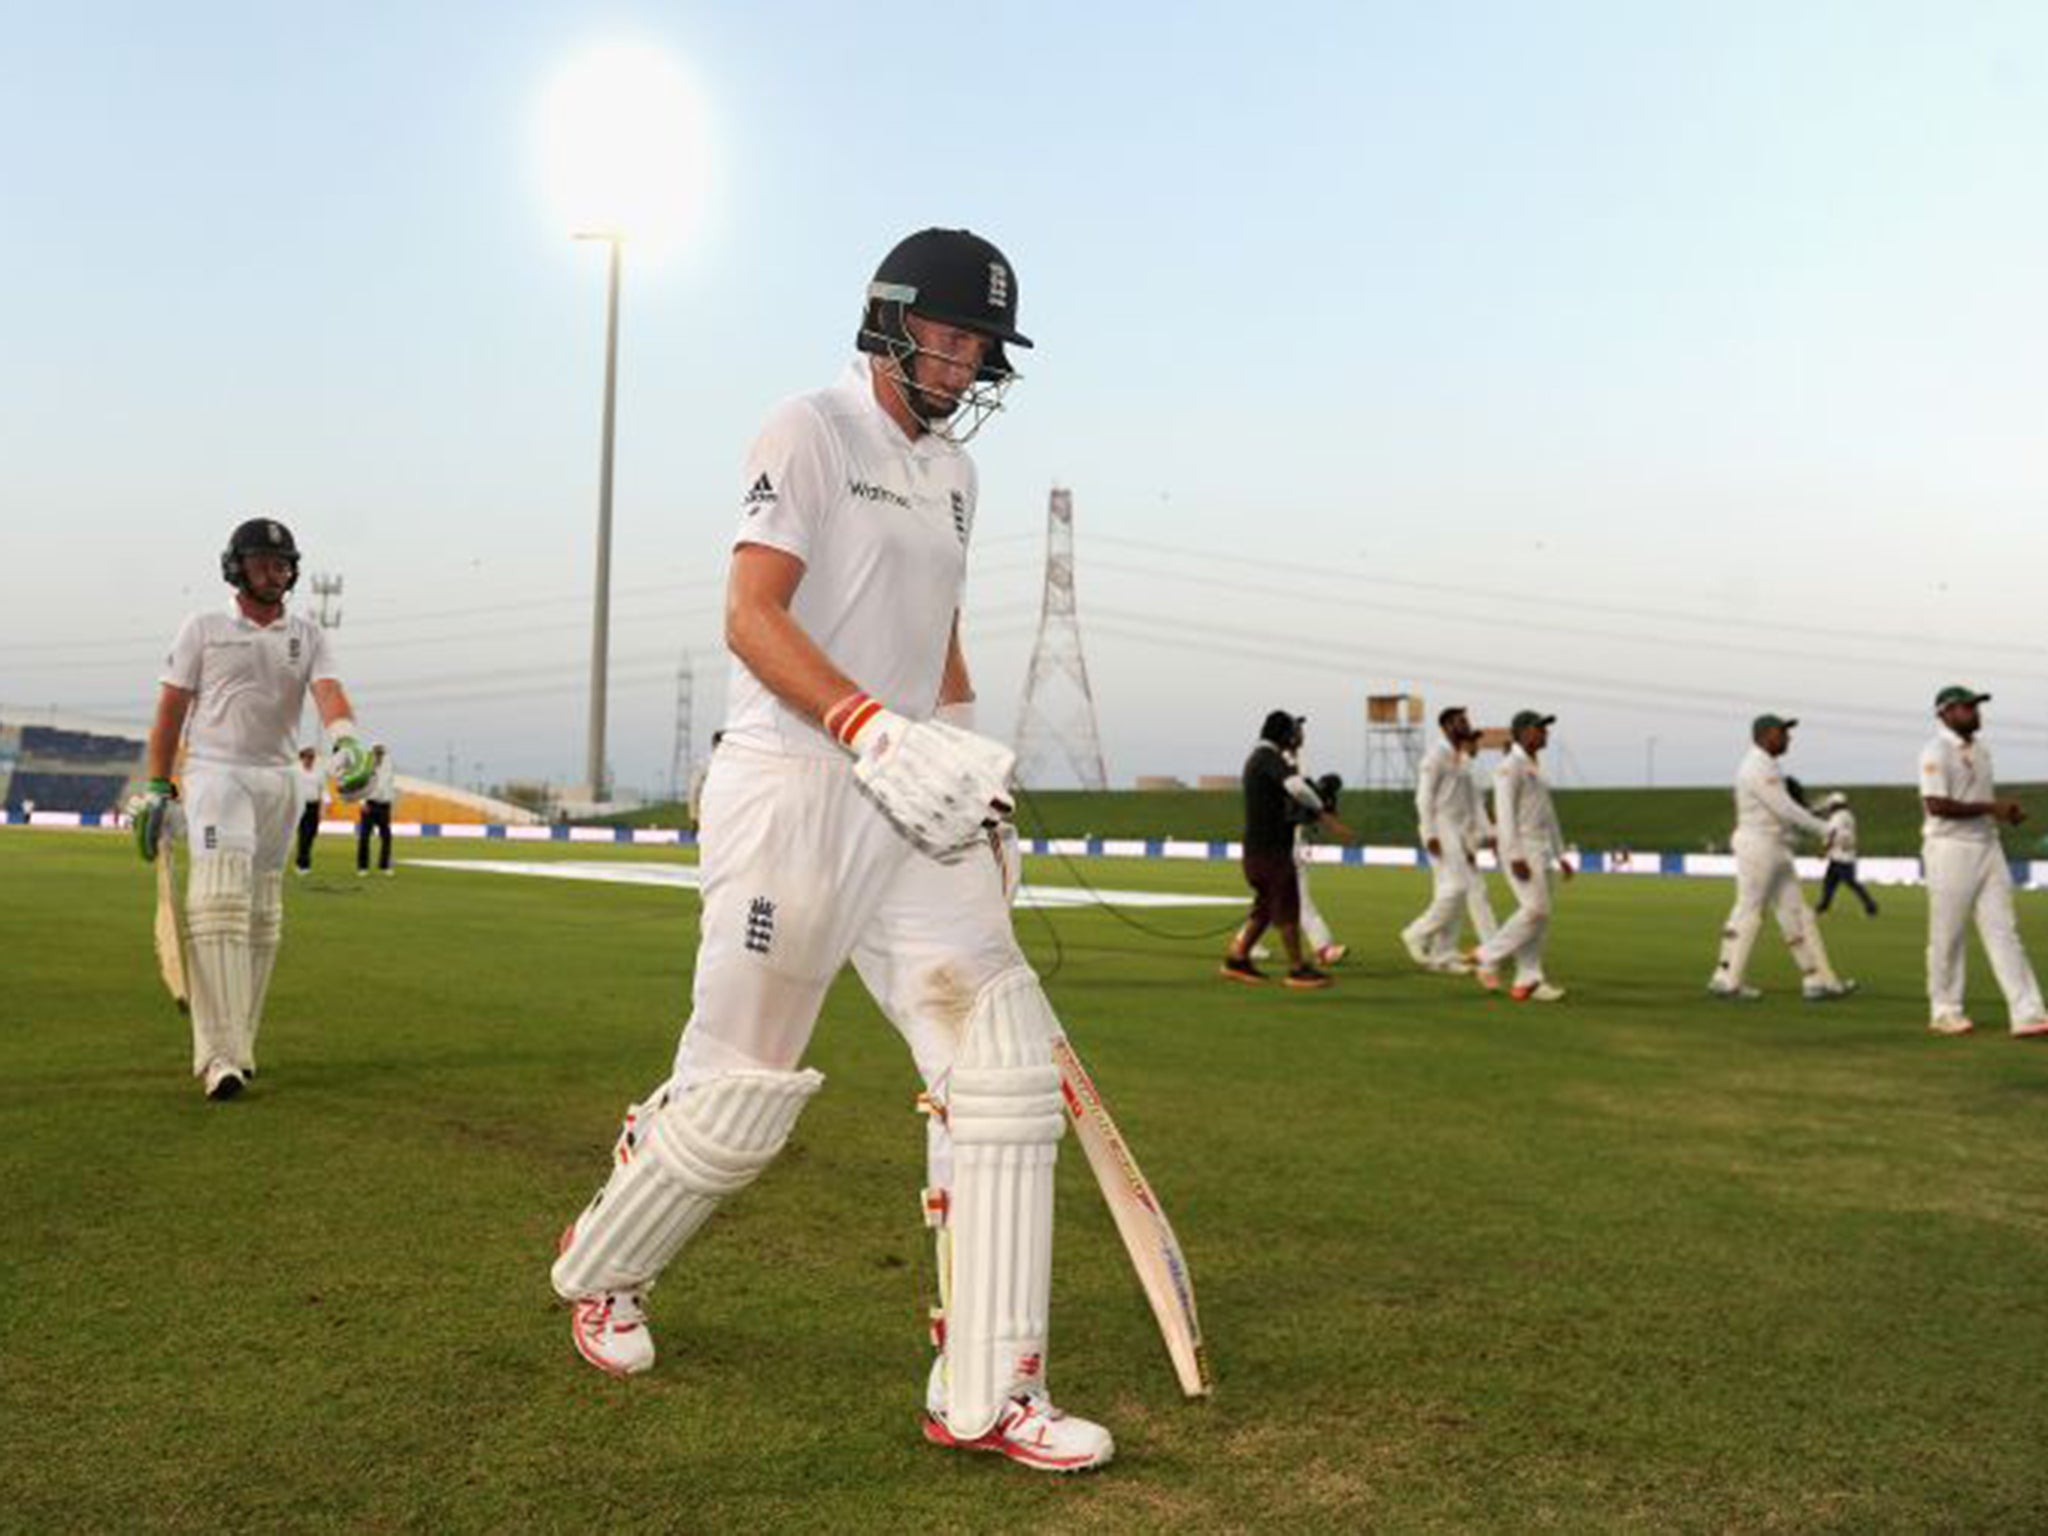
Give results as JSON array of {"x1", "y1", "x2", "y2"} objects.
[
  {"x1": 551, "y1": 1067, "x2": 824, "y2": 1300},
  {"x1": 185, "y1": 851, "x2": 254, "y2": 1076},
  {"x1": 938, "y1": 967, "x2": 1066, "y2": 1438},
  {"x1": 245, "y1": 870, "x2": 285, "y2": 1068},
  {"x1": 854, "y1": 718, "x2": 1015, "y2": 858}
]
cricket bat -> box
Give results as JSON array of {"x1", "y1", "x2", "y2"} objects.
[
  {"x1": 1052, "y1": 1033, "x2": 1213, "y2": 1398},
  {"x1": 152, "y1": 824, "x2": 189, "y2": 1014}
]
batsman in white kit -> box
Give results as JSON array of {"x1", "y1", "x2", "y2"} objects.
[
  {"x1": 548, "y1": 229, "x2": 1116, "y2": 1472},
  {"x1": 1706, "y1": 714, "x2": 1856, "y2": 1002},
  {"x1": 1918, "y1": 686, "x2": 2048, "y2": 1038},
  {"x1": 129, "y1": 519, "x2": 375, "y2": 1100}
]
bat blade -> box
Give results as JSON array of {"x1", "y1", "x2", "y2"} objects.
[
  {"x1": 153, "y1": 828, "x2": 189, "y2": 1014},
  {"x1": 1053, "y1": 1034, "x2": 1212, "y2": 1397}
]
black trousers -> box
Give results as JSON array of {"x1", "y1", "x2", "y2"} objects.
[
  {"x1": 1816, "y1": 859, "x2": 1877, "y2": 914},
  {"x1": 357, "y1": 800, "x2": 393, "y2": 871},
  {"x1": 294, "y1": 802, "x2": 322, "y2": 870}
]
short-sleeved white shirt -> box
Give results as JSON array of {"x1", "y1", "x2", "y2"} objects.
[
  {"x1": 1920, "y1": 726, "x2": 1997, "y2": 844},
  {"x1": 1733, "y1": 745, "x2": 1827, "y2": 845},
  {"x1": 721, "y1": 356, "x2": 976, "y2": 759},
  {"x1": 294, "y1": 764, "x2": 325, "y2": 806},
  {"x1": 161, "y1": 602, "x2": 336, "y2": 769}
]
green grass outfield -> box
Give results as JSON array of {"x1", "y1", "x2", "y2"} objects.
[
  {"x1": 6, "y1": 830, "x2": 2048, "y2": 1531},
  {"x1": 616, "y1": 783, "x2": 2048, "y2": 861}
]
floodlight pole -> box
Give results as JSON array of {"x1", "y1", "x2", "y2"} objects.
[{"x1": 577, "y1": 230, "x2": 624, "y2": 803}]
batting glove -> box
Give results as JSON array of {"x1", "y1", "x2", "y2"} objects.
[
  {"x1": 129, "y1": 777, "x2": 177, "y2": 862},
  {"x1": 326, "y1": 721, "x2": 374, "y2": 802}
]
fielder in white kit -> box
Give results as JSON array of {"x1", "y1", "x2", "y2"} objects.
[
  {"x1": 1401, "y1": 706, "x2": 1496, "y2": 973},
  {"x1": 129, "y1": 519, "x2": 374, "y2": 1099},
  {"x1": 547, "y1": 229, "x2": 1115, "y2": 1472},
  {"x1": 1919, "y1": 686, "x2": 2048, "y2": 1038},
  {"x1": 1473, "y1": 711, "x2": 1573, "y2": 1002},
  {"x1": 1707, "y1": 714, "x2": 1856, "y2": 1002}
]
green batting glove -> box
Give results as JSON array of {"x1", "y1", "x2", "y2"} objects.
[
  {"x1": 330, "y1": 736, "x2": 374, "y2": 801},
  {"x1": 129, "y1": 777, "x2": 177, "y2": 862}
]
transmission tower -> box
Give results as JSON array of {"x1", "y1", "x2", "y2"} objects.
[
  {"x1": 1363, "y1": 692, "x2": 1427, "y2": 792},
  {"x1": 1014, "y1": 487, "x2": 1108, "y2": 789},
  {"x1": 668, "y1": 652, "x2": 695, "y2": 802},
  {"x1": 309, "y1": 573, "x2": 344, "y2": 630}
]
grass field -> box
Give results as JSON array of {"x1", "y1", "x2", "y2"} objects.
[
  {"x1": 616, "y1": 783, "x2": 2048, "y2": 861},
  {"x1": 7, "y1": 830, "x2": 2048, "y2": 1531}
]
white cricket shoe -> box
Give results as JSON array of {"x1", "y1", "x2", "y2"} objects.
[
  {"x1": 567, "y1": 1291, "x2": 654, "y2": 1377},
  {"x1": 923, "y1": 1390, "x2": 1114, "y2": 1473},
  {"x1": 1706, "y1": 981, "x2": 1764, "y2": 1002},
  {"x1": 1430, "y1": 954, "x2": 1474, "y2": 975},
  {"x1": 203, "y1": 1061, "x2": 246, "y2": 1101},
  {"x1": 1803, "y1": 978, "x2": 1859, "y2": 1002},
  {"x1": 1399, "y1": 929, "x2": 1432, "y2": 968},
  {"x1": 1316, "y1": 943, "x2": 1349, "y2": 966},
  {"x1": 1511, "y1": 981, "x2": 1567, "y2": 1003},
  {"x1": 1929, "y1": 1014, "x2": 1975, "y2": 1036},
  {"x1": 2011, "y1": 1018, "x2": 2048, "y2": 1039}
]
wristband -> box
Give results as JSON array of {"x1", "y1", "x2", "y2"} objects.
[
  {"x1": 325, "y1": 717, "x2": 359, "y2": 747},
  {"x1": 823, "y1": 691, "x2": 884, "y2": 749},
  {"x1": 147, "y1": 776, "x2": 178, "y2": 798}
]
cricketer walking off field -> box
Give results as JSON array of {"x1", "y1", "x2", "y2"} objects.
[
  {"x1": 547, "y1": 229, "x2": 1116, "y2": 1472},
  {"x1": 130, "y1": 519, "x2": 374, "y2": 1100},
  {"x1": 1918, "y1": 687, "x2": 2048, "y2": 1038},
  {"x1": 1402, "y1": 706, "x2": 1495, "y2": 973},
  {"x1": 1707, "y1": 715, "x2": 1855, "y2": 1002},
  {"x1": 1473, "y1": 711, "x2": 1572, "y2": 1002}
]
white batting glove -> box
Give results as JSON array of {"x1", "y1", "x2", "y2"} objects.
[{"x1": 825, "y1": 691, "x2": 1016, "y2": 859}]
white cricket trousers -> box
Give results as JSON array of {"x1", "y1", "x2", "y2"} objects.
[
  {"x1": 1712, "y1": 831, "x2": 1838, "y2": 990},
  {"x1": 1924, "y1": 838, "x2": 2044, "y2": 1028},
  {"x1": 675, "y1": 745, "x2": 1025, "y2": 1185},
  {"x1": 1477, "y1": 864, "x2": 1550, "y2": 985},
  {"x1": 180, "y1": 764, "x2": 294, "y2": 1076},
  {"x1": 1295, "y1": 845, "x2": 1333, "y2": 953},
  {"x1": 1403, "y1": 839, "x2": 1496, "y2": 960}
]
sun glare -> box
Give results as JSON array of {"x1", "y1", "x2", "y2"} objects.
[{"x1": 537, "y1": 41, "x2": 708, "y2": 260}]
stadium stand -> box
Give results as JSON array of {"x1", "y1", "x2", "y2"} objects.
[{"x1": 1, "y1": 711, "x2": 147, "y2": 815}]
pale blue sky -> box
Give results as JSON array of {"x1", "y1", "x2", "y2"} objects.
[{"x1": 4, "y1": 1, "x2": 2046, "y2": 792}]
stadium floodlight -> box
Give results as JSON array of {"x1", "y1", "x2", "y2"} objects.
[{"x1": 538, "y1": 40, "x2": 708, "y2": 802}]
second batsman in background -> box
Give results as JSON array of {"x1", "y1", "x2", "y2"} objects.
[
  {"x1": 547, "y1": 229, "x2": 1117, "y2": 1471},
  {"x1": 1221, "y1": 710, "x2": 1344, "y2": 988},
  {"x1": 129, "y1": 518, "x2": 375, "y2": 1099},
  {"x1": 1707, "y1": 714, "x2": 1856, "y2": 1002}
]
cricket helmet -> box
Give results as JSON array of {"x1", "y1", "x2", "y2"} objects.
[
  {"x1": 221, "y1": 516, "x2": 301, "y2": 594},
  {"x1": 857, "y1": 228, "x2": 1031, "y2": 442}
]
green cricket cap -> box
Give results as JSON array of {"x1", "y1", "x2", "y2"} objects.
[
  {"x1": 1510, "y1": 710, "x2": 1556, "y2": 733},
  {"x1": 1934, "y1": 685, "x2": 1989, "y2": 711},
  {"x1": 1752, "y1": 713, "x2": 1797, "y2": 734}
]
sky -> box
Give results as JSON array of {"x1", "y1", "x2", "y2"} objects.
[{"x1": 4, "y1": 0, "x2": 2047, "y2": 794}]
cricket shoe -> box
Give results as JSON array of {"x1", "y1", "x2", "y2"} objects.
[
  {"x1": 1473, "y1": 960, "x2": 1502, "y2": 993},
  {"x1": 1218, "y1": 956, "x2": 1267, "y2": 985},
  {"x1": 1928, "y1": 1014, "x2": 1975, "y2": 1036},
  {"x1": 556, "y1": 1222, "x2": 655, "y2": 1377},
  {"x1": 1316, "y1": 943, "x2": 1349, "y2": 966},
  {"x1": 1285, "y1": 965, "x2": 1333, "y2": 990},
  {"x1": 1706, "y1": 981, "x2": 1763, "y2": 1002},
  {"x1": 1511, "y1": 981, "x2": 1566, "y2": 1003},
  {"x1": 1399, "y1": 930, "x2": 1432, "y2": 968},
  {"x1": 923, "y1": 1391, "x2": 1114, "y2": 1474},
  {"x1": 1802, "y1": 978, "x2": 1859, "y2": 1002},
  {"x1": 203, "y1": 1061, "x2": 246, "y2": 1101},
  {"x1": 2011, "y1": 1018, "x2": 2048, "y2": 1039},
  {"x1": 1430, "y1": 953, "x2": 1474, "y2": 975}
]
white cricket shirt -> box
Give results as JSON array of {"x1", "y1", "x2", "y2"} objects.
[
  {"x1": 1493, "y1": 745, "x2": 1563, "y2": 865},
  {"x1": 295, "y1": 764, "x2": 325, "y2": 807},
  {"x1": 721, "y1": 356, "x2": 977, "y2": 759},
  {"x1": 367, "y1": 757, "x2": 397, "y2": 803},
  {"x1": 161, "y1": 602, "x2": 336, "y2": 769},
  {"x1": 1733, "y1": 745, "x2": 1827, "y2": 845},
  {"x1": 1920, "y1": 727, "x2": 1998, "y2": 844},
  {"x1": 1824, "y1": 808, "x2": 1858, "y2": 862},
  {"x1": 1414, "y1": 737, "x2": 1468, "y2": 844}
]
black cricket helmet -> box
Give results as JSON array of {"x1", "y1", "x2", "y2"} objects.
[
  {"x1": 221, "y1": 516, "x2": 301, "y2": 594},
  {"x1": 857, "y1": 227, "x2": 1031, "y2": 442}
]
